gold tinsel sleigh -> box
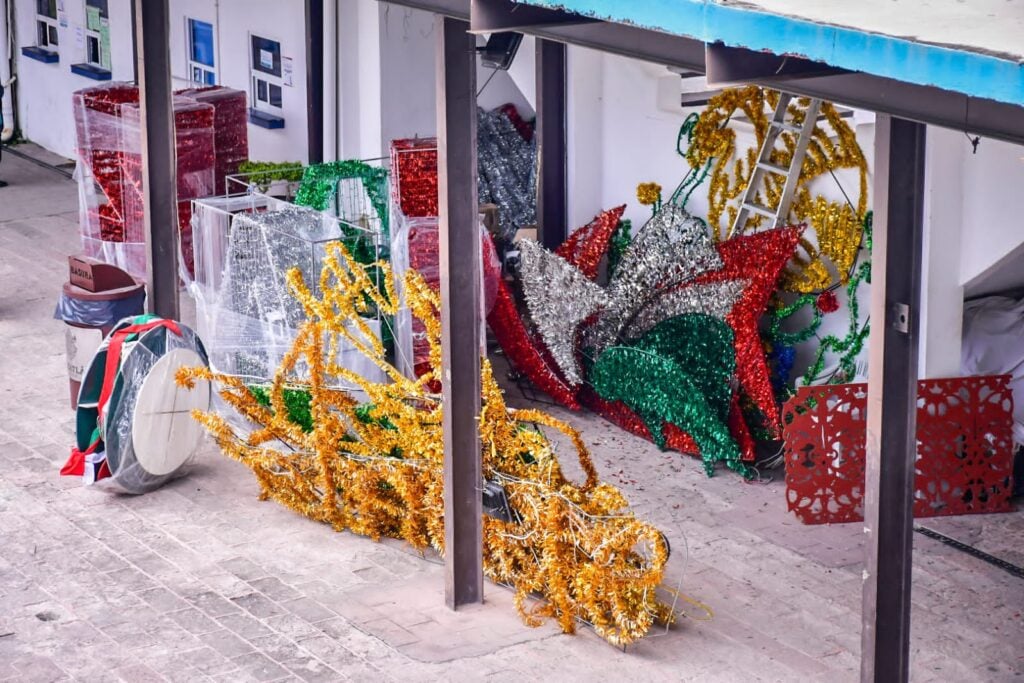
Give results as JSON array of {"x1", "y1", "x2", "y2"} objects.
[{"x1": 177, "y1": 243, "x2": 673, "y2": 646}]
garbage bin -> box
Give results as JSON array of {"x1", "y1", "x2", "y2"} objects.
[{"x1": 54, "y1": 256, "x2": 146, "y2": 409}]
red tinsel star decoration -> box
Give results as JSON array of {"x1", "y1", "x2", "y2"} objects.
[
  {"x1": 555, "y1": 205, "x2": 626, "y2": 280},
  {"x1": 575, "y1": 226, "x2": 798, "y2": 461},
  {"x1": 687, "y1": 227, "x2": 801, "y2": 438}
]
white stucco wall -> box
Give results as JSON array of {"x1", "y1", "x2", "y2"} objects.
[
  {"x1": 11, "y1": 0, "x2": 134, "y2": 158},
  {"x1": 9, "y1": 0, "x2": 309, "y2": 162},
  {"x1": 168, "y1": 0, "x2": 310, "y2": 163},
  {"x1": 378, "y1": 4, "x2": 435, "y2": 157},
  {"x1": 958, "y1": 136, "x2": 1024, "y2": 291}
]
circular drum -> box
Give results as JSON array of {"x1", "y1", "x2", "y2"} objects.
[{"x1": 75, "y1": 317, "x2": 210, "y2": 494}]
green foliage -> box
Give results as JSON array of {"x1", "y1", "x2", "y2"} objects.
[{"x1": 236, "y1": 161, "x2": 305, "y2": 192}]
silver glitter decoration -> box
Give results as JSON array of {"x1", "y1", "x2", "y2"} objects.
[
  {"x1": 582, "y1": 205, "x2": 722, "y2": 352},
  {"x1": 218, "y1": 205, "x2": 350, "y2": 379},
  {"x1": 477, "y1": 107, "x2": 536, "y2": 243},
  {"x1": 622, "y1": 279, "x2": 748, "y2": 341},
  {"x1": 517, "y1": 239, "x2": 607, "y2": 385}
]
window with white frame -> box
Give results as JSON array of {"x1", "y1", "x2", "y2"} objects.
[
  {"x1": 84, "y1": 0, "x2": 109, "y2": 69},
  {"x1": 187, "y1": 18, "x2": 216, "y2": 85},
  {"x1": 36, "y1": 0, "x2": 59, "y2": 52},
  {"x1": 249, "y1": 35, "x2": 283, "y2": 111}
]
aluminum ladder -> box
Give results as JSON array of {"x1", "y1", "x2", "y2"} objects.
[{"x1": 730, "y1": 93, "x2": 822, "y2": 235}]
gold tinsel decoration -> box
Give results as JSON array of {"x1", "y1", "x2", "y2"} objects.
[
  {"x1": 177, "y1": 243, "x2": 673, "y2": 646},
  {"x1": 687, "y1": 86, "x2": 869, "y2": 292},
  {"x1": 636, "y1": 181, "x2": 663, "y2": 207}
]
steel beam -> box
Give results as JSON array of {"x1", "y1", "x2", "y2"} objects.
[
  {"x1": 134, "y1": 0, "x2": 179, "y2": 319},
  {"x1": 470, "y1": 0, "x2": 596, "y2": 32},
  {"x1": 467, "y1": 0, "x2": 1024, "y2": 143},
  {"x1": 535, "y1": 38, "x2": 568, "y2": 250},
  {"x1": 436, "y1": 15, "x2": 484, "y2": 609},
  {"x1": 861, "y1": 115, "x2": 926, "y2": 683},
  {"x1": 478, "y1": 5, "x2": 706, "y2": 74},
  {"x1": 305, "y1": 0, "x2": 325, "y2": 164},
  {"x1": 390, "y1": 0, "x2": 469, "y2": 19},
  {"x1": 755, "y1": 72, "x2": 1024, "y2": 148},
  {"x1": 705, "y1": 42, "x2": 847, "y2": 86}
]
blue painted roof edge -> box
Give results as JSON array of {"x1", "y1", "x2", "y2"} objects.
[{"x1": 522, "y1": 0, "x2": 1024, "y2": 107}]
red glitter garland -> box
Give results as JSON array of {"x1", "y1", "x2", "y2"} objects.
[
  {"x1": 555, "y1": 205, "x2": 626, "y2": 280},
  {"x1": 689, "y1": 227, "x2": 801, "y2": 438},
  {"x1": 73, "y1": 83, "x2": 243, "y2": 278},
  {"x1": 176, "y1": 86, "x2": 249, "y2": 196},
  {"x1": 498, "y1": 103, "x2": 534, "y2": 142},
  {"x1": 390, "y1": 138, "x2": 439, "y2": 218},
  {"x1": 74, "y1": 84, "x2": 140, "y2": 243}
]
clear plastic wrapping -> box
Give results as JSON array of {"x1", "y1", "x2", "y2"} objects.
[
  {"x1": 187, "y1": 196, "x2": 387, "y2": 397},
  {"x1": 74, "y1": 320, "x2": 210, "y2": 494},
  {"x1": 72, "y1": 82, "x2": 246, "y2": 278},
  {"x1": 175, "y1": 86, "x2": 249, "y2": 196},
  {"x1": 390, "y1": 211, "x2": 501, "y2": 379},
  {"x1": 98, "y1": 323, "x2": 209, "y2": 494}
]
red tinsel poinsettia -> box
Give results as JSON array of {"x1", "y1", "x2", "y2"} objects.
[{"x1": 816, "y1": 290, "x2": 840, "y2": 314}]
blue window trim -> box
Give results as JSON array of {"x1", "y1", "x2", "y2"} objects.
[
  {"x1": 70, "y1": 63, "x2": 112, "y2": 81},
  {"x1": 248, "y1": 108, "x2": 285, "y2": 130},
  {"x1": 21, "y1": 46, "x2": 59, "y2": 63}
]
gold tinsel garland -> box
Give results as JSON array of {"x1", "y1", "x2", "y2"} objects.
[
  {"x1": 687, "y1": 86, "x2": 869, "y2": 292},
  {"x1": 177, "y1": 243, "x2": 673, "y2": 646}
]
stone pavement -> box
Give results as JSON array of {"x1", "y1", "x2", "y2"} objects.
[{"x1": 1, "y1": 146, "x2": 1022, "y2": 682}]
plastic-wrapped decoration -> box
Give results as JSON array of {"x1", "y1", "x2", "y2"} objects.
[
  {"x1": 120, "y1": 97, "x2": 216, "y2": 278},
  {"x1": 390, "y1": 138, "x2": 439, "y2": 218},
  {"x1": 174, "y1": 86, "x2": 250, "y2": 195},
  {"x1": 68, "y1": 317, "x2": 210, "y2": 494},
  {"x1": 390, "y1": 212, "x2": 500, "y2": 379},
  {"x1": 191, "y1": 200, "x2": 386, "y2": 396},
  {"x1": 72, "y1": 82, "x2": 220, "y2": 279}
]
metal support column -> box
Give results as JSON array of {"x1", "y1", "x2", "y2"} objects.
[
  {"x1": 535, "y1": 38, "x2": 567, "y2": 250},
  {"x1": 861, "y1": 115, "x2": 926, "y2": 682},
  {"x1": 305, "y1": 0, "x2": 325, "y2": 164},
  {"x1": 134, "y1": 0, "x2": 179, "y2": 319},
  {"x1": 436, "y1": 15, "x2": 484, "y2": 609}
]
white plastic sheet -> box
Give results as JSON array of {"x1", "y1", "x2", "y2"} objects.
[{"x1": 961, "y1": 295, "x2": 1024, "y2": 445}]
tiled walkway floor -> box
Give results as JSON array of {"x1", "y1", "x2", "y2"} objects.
[{"x1": 1, "y1": 148, "x2": 1022, "y2": 681}]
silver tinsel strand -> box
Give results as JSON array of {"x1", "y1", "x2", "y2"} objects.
[
  {"x1": 517, "y1": 239, "x2": 607, "y2": 385},
  {"x1": 477, "y1": 107, "x2": 536, "y2": 243}
]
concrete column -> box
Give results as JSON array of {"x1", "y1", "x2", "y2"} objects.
[{"x1": 919, "y1": 126, "x2": 966, "y2": 377}]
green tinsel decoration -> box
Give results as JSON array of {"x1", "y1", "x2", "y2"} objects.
[
  {"x1": 800, "y1": 211, "x2": 874, "y2": 386},
  {"x1": 607, "y1": 219, "x2": 633, "y2": 279},
  {"x1": 669, "y1": 113, "x2": 713, "y2": 209},
  {"x1": 248, "y1": 385, "x2": 314, "y2": 433},
  {"x1": 590, "y1": 314, "x2": 752, "y2": 478},
  {"x1": 766, "y1": 293, "x2": 822, "y2": 347},
  {"x1": 294, "y1": 160, "x2": 391, "y2": 238},
  {"x1": 237, "y1": 160, "x2": 305, "y2": 192}
]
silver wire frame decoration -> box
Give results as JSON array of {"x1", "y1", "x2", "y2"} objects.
[{"x1": 186, "y1": 192, "x2": 393, "y2": 400}]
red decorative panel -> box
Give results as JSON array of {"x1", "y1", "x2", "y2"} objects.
[
  {"x1": 782, "y1": 383, "x2": 868, "y2": 524},
  {"x1": 390, "y1": 138, "x2": 438, "y2": 218},
  {"x1": 783, "y1": 376, "x2": 1015, "y2": 525}
]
